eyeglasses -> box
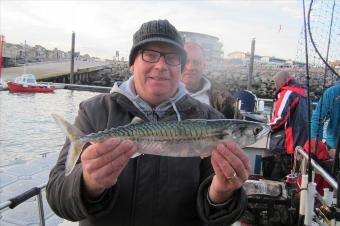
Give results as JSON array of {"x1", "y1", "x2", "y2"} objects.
[{"x1": 140, "y1": 49, "x2": 181, "y2": 66}]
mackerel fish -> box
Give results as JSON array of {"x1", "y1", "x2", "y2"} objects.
[{"x1": 52, "y1": 114, "x2": 270, "y2": 176}]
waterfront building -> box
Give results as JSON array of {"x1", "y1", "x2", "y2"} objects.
[{"x1": 227, "y1": 51, "x2": 306, "y2": 68}]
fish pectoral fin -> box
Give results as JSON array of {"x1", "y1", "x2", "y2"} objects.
[
  {"x1": 130, "y1": 117, "x2": 144, "y2": 125},
  {"x1": 131, "y1": 152, "x2": 142, "y2": 158}
]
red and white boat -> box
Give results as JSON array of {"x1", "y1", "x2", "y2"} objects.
[{"x1": 7, "y1": 74, "x2": 55, "y2": 93}]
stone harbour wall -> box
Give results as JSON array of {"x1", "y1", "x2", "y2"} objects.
[{"x1": 87, "y1": 61, "x2": 337, "y2": 100}]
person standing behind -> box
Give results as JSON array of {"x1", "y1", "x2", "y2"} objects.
[
  {"x1": 265, "y1": 70, "x2": 308, "y2": 179},
  {"x1": 181, "y1": 41, "x2": 238, "y2": 119},
  {"x1": 46, "y1": 19, "x2": 249, "y2": 226},
  {"x1": 311, "y1": 82, "x2": 340, "y2": 156}
]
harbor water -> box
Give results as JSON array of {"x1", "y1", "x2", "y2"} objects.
[{"x1": 0, "y1": 89, "x2": 99, "y2": 167}]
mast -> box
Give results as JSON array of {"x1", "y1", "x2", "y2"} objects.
[
  {"x1": 24, "y1": 40, "x2": 27, "y2": 74},
  {"x1": 0, "y1": 35, "x2": 4, "y2": 83},
  {"x1": 70, "y1": 31, "x2": 75, "y2": 84},
  {"x1": 247, "y1": 38, "x2": 255, "y2": 90}
]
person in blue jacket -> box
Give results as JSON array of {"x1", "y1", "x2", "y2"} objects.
[{"x1": 311, "y1": 81, "x2": 340, "y2": 154}]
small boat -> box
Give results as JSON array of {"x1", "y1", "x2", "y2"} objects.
[{"x1": 7, "y1": 74, "x2": 55, "y2": 93}]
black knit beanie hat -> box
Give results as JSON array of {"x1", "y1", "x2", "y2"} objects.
[{"x1": 129, "y1": 19, "x2": 187, "y2": 70}]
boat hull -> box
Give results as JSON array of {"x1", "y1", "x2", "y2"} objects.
[{"x1": 7, "y1": 82, "x2": 55, "y2": 93}]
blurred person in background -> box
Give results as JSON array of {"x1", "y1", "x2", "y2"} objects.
[
  {"x1": 181, "y1": 41, "x2": 239, "y2": 119},
  {"x1": 264, "y1": 70, "x2": 308, "y2": 179},
  {"x1": 311, "y1": 80, "x2": 340, "y2": 157}
]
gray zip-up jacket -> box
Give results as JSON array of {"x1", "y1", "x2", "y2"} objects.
[{"x1": 46, "y1": 78, "x2": 247, "y2": 226}]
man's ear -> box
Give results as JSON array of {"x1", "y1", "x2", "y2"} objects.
[{"x1": 130, "y1": 66, "x2": 134, "y2": 74}]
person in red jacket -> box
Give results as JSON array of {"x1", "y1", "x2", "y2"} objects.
[{"x1": 264, "y1": 70, "x2": 308, "y2": 179}]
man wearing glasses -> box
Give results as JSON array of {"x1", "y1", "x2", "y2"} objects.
[{"x1": 47, "y1": 19, "x2": 249, "y2": 226}]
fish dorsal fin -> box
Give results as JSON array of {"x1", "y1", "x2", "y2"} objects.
[{"x1": 130, "y1": 117, "x2": 144, "y2": 125}]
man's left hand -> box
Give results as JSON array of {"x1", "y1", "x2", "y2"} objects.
[{"x1": 209, "y1": 141, "x2": 251, "y2": 204}]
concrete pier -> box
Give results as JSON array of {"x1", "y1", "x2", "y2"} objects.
[{"x1": 2, "y1": 60, "x2": 111, "y2": 82}]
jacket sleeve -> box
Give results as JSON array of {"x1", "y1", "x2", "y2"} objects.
[
  {"x1": 196, "y1": 174, "x2": 247, "y2": 226},
  {"x1": 311, "y1": 89, "x2": 332, "y2": 140},
  {"x1": 268, "y1": 90, "x2": 299, "y2": 130},
  {"x1": 46, "y1": 101, "x2": 118, "y2": 221}
]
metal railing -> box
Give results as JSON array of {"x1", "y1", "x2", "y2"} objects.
[
  {"x1": 0, "y1": 183, "x2": 47, "y2": 226},
  {"x1": 296, "y1": 146, "x2": 337, "y2": 190}
]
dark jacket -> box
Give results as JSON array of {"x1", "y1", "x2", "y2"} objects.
[
  {"x1": 46, "y1": 92, "x2": 247, "y2": 226},
  {"x1": 268, "y1": 77, "x2": 308, "y2": 154}
]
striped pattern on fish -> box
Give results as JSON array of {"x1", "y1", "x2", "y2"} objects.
[{"x1": 52, "y1": 114, "x2": 270, "y2": 175}]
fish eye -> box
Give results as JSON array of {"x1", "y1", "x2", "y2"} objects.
[
  {"x1": 221, "y1": 130, "x2": 230, "y2": 136},
  {"x1": 254, "y1": 127, "x2": 262, "y2": 135}
]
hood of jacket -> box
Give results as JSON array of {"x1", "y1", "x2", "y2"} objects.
[
  {"x1": 110, "y1": 76, "x2": 187, "y2": 121},
  {"x1": 188, "y1": 77, "x2": 211, "y2": 105}
]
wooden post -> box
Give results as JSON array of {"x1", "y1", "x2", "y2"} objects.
[
  {"x1": 70, "y1": 32, "x2": 75, "y2": 84},
  {"x1": 0, "y1": 35, "x2": 4, "y2": 79},
  {"x1": 247, "y1": 38, "x2": 255, "y2": 90},
  {"x1": 24, "y1": 40, "x2": 27, "y2": 74}
]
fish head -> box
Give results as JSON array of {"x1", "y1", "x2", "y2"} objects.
[{"x1": 221, "y1": 121, "x2": 271, "y2": 147}]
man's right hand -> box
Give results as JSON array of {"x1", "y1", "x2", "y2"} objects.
[{"x1": 80, "y1": 138, "x2": 137, "y2": 198}]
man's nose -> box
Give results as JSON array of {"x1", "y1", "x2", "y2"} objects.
[
  {"x1": 185, "y1": 60, "x2": 194, "y2": 70},
  {"x1": 154, "y1": 56, "x2": 168, "y2": 69}
]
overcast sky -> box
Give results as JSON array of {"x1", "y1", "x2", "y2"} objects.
[{"x1": 1, "y1": 1, "x2": 303, "y2": 60}]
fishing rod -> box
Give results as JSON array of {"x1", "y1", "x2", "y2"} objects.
[
  {"x1": 298, "y1": 0, "x2": 313, "y2": 225},
  {"x1": 302, "y1": 0, "x2": 313, "y2": 185},
  {"x1": 298, "y1": 0, "x2": 311, "y2": 226},
  {"x1": 298, "y1": 0, "x2": 320, "y2": 226}
]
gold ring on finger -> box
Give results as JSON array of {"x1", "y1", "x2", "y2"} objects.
[{"x1": 226, "y1": 172, "x2": 237, "y2": 180}]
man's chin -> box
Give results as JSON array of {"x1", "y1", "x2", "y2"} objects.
[{"x1": 151, "y1": 89, "x2": 171, "y2": 97}]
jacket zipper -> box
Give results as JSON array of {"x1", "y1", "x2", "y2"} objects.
[
  {"x1": 129, "y1": 110, "x2": 158, "y2": 226},
  {"x1": 129, "y1": 155, "x2": 140, "y2": 226},
  {"x1": 152, "y1": 157, "x2": 160, "y2": 226},
  {"x1": 151, "y1": 111, "x2": 159, "y2": 226}
]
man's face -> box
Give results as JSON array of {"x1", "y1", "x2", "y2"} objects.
[
  {"x1": 181, "y1": 43, "x2": 205, "y2": 93},
  {"x1": 131, "y1": 42, "x2": 182, "y2": 107}
]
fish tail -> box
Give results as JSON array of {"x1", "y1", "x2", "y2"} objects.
[{"x1": 52, "y1": 114, "x2": 85, "y2": 176}]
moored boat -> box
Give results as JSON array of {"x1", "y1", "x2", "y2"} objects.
[{"x1": 7, "y1": 74, "x2": 55, "y2": 93}]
